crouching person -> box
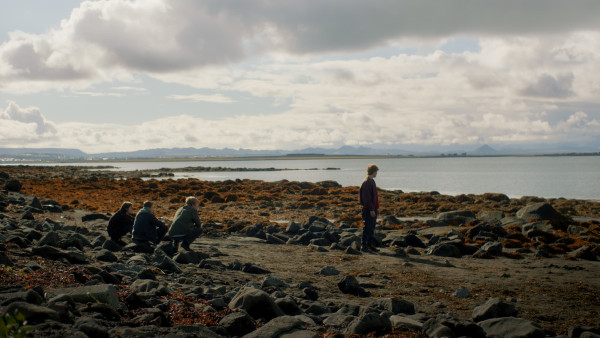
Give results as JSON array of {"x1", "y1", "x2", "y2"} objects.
[
  {"x1": 132, "y1": 201, "x2": 168, "y2": 250},
  {"x1": 168, "y1": 196, "x2": 203, "y2": 251},
  {"x1": 107, "y1": 201, "x2": 134, "y2": 246}
]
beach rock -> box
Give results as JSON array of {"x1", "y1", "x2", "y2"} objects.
[
  {"x1": 174, "y1": 250, "x2": 207, "y2": 264},
  {"x1": 124, "y1": 292, "x2": 149, "y2": 310},
  {"x1": 453, "y1": 288, "x2": 472, "y2": 298},
  {"x1": 477, "y1": 210, "x2": 505, "y2": 223},
  {"x1": 243, "y1": 315, "x2": 307, "y2": 338},
  {"x1": 481, "y1": 241, "x2": 503, "y2": 255},
  {"x1": 367, "y1": 297, "x2": 415, "y2": 315},
  {"x1": 472, "y1": 297, "x2": 518, "y2": 322},
  {"x1": 344, "y1": 312, "x2": 392, "y2": 335},
  {"x1": 96, "y1": 249, "x2": 118, "y2": 262},
  {"x1": 337, "y1": 275, "x2": 370, "y2": 297},
  {"x1": 390, "y1": 315, "x2": 423, "y2": 330},
  {"x1": 228, "y1": 286, "x2": 285, "y2": 320},
  {"x1": 242, "y1": 263, "x2": 270, "y2": 274},
  {"x1": 0, "y1": 251, "x2": 14, "y2": 266},
  {"x1": 286, "y1": 221, "x2": 301, "y2": 234},
  {"x1": 404, "y1": 234, "x2": 426, "y2": 248},
  {"x1": 275, "y1": 296, "x2": 302, "y2": 316},
  {"x1": 266, "y1": 233, "x2": 286, "y2": 245},
  {"x1": 74, "y1": 316, "x2": 109, "y2": 338},
  {"x1": 569, "y1": 246, "x2": 598, "y2": 261},
  {"x1": 81, "y1": 213, "x2": 110, "y2": 222},
  {"x1": 31, "y1": 245, "x2": 88, "y2": 264},
  {"x1": 478, "y1": 317, "x2": 544, "y2": 338},
  {"x1": 323, "y1": 313, "x2": 356, "y2": 328},
  {"x1": 218, "y1": 311, "x2": 256, "y2": 337},
  {"x1": 423, "y1": 314, "x2": 486, "y2": 338},
  {"x1": 261, "y1": 275, "x2": 289, "y2": 289},
  {"x1": 45, "y1": 284, "x2": 121, "y2": 310},
  {"x1": 427, "y1": 242, "x2": 462, "y2": 257},
  {"x1": 3, "y1": 179, "x2": 22, "y2": 192},
  {"x1": 20, "y1": 210, "x2": 35, "y2": 220},
  {"x1": 318, "y1": 266, "x2": 340, "y2": 276},
  {"x1": 516, "y1": 202, "x2": 570, "y2": 230},
  {"x1": 2, "y1": 302, "x2": 59, "y2": 324},
  {"x1": 569, "y1": 327, "x2": 600, "y2": 338},
  {"x1": 436, "y1": 210, "x2": 477, "y2": 225},
  {"x1": 5, "y1": 235, "x2": 30, "y2": 248},
  {"x1": 102, "y1": 239, "x2": 122, "y2": 252}
]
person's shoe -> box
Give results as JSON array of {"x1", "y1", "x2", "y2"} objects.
[
  {"x1": 361, "y1": 246, "x2": 371, "y2": 253},
  {"x1": 172, "y1": 240, "x2": 180, "y2": 252},
  {"x1": 368, "y1": 244, "x2": 379, "y2": 252},
  {"x1": 181, "y1": 242, "x2": 193, "y2": 251}
]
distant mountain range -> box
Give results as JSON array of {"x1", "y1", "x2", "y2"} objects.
[{"x1": 0, "y1": 144, "x2": 598, "y2": 162}]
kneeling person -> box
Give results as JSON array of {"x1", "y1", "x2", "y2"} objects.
[
  {"x1": 168, "y1": 196, "x2": 203, "y2": 251},
  {"x1": 132, "y1": 201, "x2": 168, "y2": 245}
]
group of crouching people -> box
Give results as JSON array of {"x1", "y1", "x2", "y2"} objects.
[
  {"x1": 106, "y1": 196, "x2": 202, "y2": 252},
  {"x1": 106, "y1": 164, "x2": 382, "y2": 253}
]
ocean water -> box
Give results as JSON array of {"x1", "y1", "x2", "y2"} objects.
[{"x1": 8, "y1": 156, "x2": 599, "y2": 200}]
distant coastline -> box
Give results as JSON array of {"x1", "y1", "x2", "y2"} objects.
[{"x1": 2, "y1": 152, "x2": 599, "y2": 164}]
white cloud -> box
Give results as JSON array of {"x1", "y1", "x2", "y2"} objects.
[
  {"x1": 166, "y1": 93, "x2": 234, "y2": 103},
  {"x1": 1, "y1": 101, "x2": 56, "y2": 135}
]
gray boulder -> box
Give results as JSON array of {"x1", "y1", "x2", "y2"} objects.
[
  {"x1": 478, "y1": 317, "x2": 544, "y2": 338},
  {"x1": 96, "y1": 249, "x2": 118, "y2": 263},
  {"x1": 2, "y1": 302, "x2": 59, "y2": 324},
  {"x1": 337, "y1": 275, "x2": 370, "y2": 297},
  {"x1": 344, "y1": 312, "x2": 392, "y2": 335},
  {"x1": 436, "y1": 210, "x2": 477, "y2": 225},
  {"x1": 367, "y1": 297, "x2": 415, "y2": 315},
  {"x1": 516, "y1": 202, "x2": 570, "y2": 230},
  {"x1": 219, "y1": 311, "x2": 256, "y2": 337},
  {"x1": 427, "y1": 243, "x2": 462, "y2": 257},
  {"x1": 228, "y1": 286, "x2": 285, "y2": 321},
  {"x1": 243, "y1": 315, "x2": 306, "y2": 338},
  {"x1": 0, "y1": 251, "x2": 14, "y2": 266},
  {"x1": 390, "y1": 315, "x2": 423, "y2": 330},
  {"x1": 481, "y1": 241, "x2": 503, "y2": 255},
  {"x1": 472, "y1": 297, "x2": 518, "y2": 322}
]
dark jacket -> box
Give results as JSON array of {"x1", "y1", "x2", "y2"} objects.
[
  {"x1": 359, "y1": 177, "x2": 379, "y2": 211},
  {"x1": 168, "y1": 205, "x2": 202, "y2": 237},
  {"x1": 107, "y1": 209, "x2": 134, "y2": 239},
  {"x1": 132, "y1": 207, "x2": 166, "y2": 243}
]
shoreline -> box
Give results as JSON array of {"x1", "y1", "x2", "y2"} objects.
[{"x1": 1, "y1": 152, "x2": 599, "y2": 164}]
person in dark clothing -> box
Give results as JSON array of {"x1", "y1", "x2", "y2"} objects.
[
  {"x1": 168, "y1": 196, "x2": 203, "y2": 251},
  {"x1": 107, "y1": 202, "x2": 135, "y2": 245},
  {"x1": 132, "y1": 201, "x2": 167, "y2": 245},
  {"x1": 359, "y1": 164, "x2": 379, "y2": 252}
]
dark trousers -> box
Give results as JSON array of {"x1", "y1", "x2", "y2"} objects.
[
  {"x1": 108, "y1": 225, "x2": 131, "y2": 242},
  {"x1": 156, "y1": 224, "x2": 168, "y2": 244},
  {"x1": 172, "y1": 227, "x2": 202, "y2": 246},
  {"x1": 362, "y1": 208, "x2": 377, "y2": 247}
]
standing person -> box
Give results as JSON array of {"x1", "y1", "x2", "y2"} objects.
[
  {"x1": 168, "y1": 196, "x2": 203, "y2": 251},
  {"x1": 359, "y1": 164, "x2": 379, "y2": 252},
  {"x1": 132, "y1": 201, "x2": 168, "y2": 245},
  {"x1": 107, "y1": 201, "x2": 135, "y2": 245}
]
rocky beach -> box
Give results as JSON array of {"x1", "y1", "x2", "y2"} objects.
[{"x1": 0, "y1": 165, "x2": 599, "y2": 337}]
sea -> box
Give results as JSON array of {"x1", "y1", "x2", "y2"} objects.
[{"x1": 6, "y1": 156, "x2": 599, "y2": 201}]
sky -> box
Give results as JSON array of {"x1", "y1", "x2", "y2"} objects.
[{"x1": 0, "y1": 0, "x2": 599, "y2": 154}]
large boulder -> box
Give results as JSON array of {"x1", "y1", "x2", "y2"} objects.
[
  {"x1": 472, "y1": 297, "x2": 517, "y2": 322},
  {"x1": 427, "y1": 242, "x2": 462, "y2": 258},
  {"x1": 3, "y1": 179, "x2": 22, "y2": 192},
  {"x1": 367, "y1": 297, "x2": 415, "y2": 315},
  {"x1": 243, "y1": 316, "x2": 313, "y2": 338},
  {"x1": 218, "y1": 311, "x2": 256, "y2": 337},
  {"x1": 344, "y1": 312, "x2": 392, "y2": 335},
  {"x1": 228, "y1": 286, "x2": 284, "y2": 321},
  {"x1": 337, "y1": 275, "x2": 370, "y2": 297},
  {"x1": 478, "y1": 317, "x2": 544, "y2": 338},
  {"x1": 516, "y1": 202, "x2": 570, "y2": 230},
  {"x1": 2, "y1": 302, "x2": 59, "y2": 324},
  {"x1": 436, "y1": 210, "x2": 477, "y2": 225}
]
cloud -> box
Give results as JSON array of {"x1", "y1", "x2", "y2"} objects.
[
  {"x1": 1, "y1": 101, "x2": 57, "y2": 135},
  {"x1": 166, "y1": 93, "x2": 234, "y2": 103},
  {"x1": 1, "y1": 0, "x2": 600, "y2": 93},
  {"x1": 2, "y1": 101, "x2": 598, "y2": 153},
  {"x1": 519, "y1": 73, "x2": 575, "y2": 98}
]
